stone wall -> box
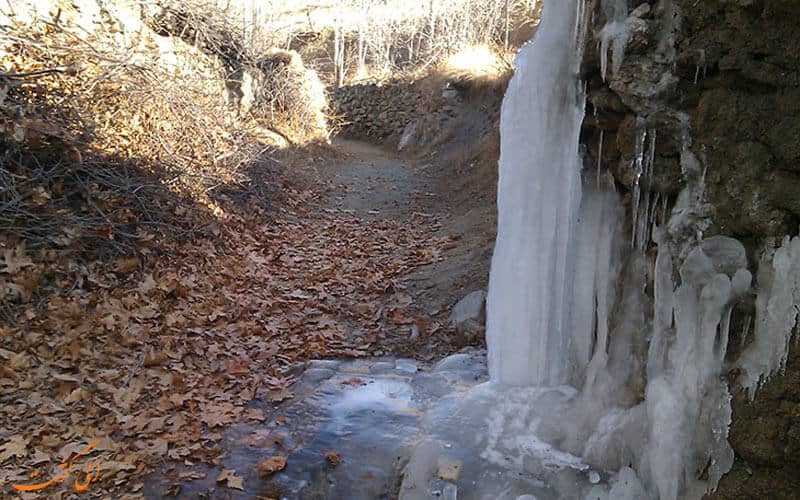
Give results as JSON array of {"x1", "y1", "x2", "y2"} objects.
[{"x1": 331, "y1": 81, "x2": 460, "y2": 145}]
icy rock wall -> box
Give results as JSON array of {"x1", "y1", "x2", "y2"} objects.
[{"x1": 485, "y1": 0, "x2": 800, "y2": 498}]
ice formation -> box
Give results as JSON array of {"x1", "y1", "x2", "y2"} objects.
[
  {"x1": 482, "y1": 0, "x2": 800, "y2": 498},
  {"x1": 486, "y1": 0, "x2": 588, "y2": 387},
  {"x1": 598, "y1": 0, "x2": 631, "y2": 80},
  {"x1": 739, "y1": 236, "x2": 800, "y2": 396}
]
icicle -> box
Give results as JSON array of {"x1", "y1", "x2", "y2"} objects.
[
  {"x1": 738, "y1": 236, "x2": 800, "y2": 397},
  {"x1": 598, "y1": 0, "x2": 630, "y2": 80},
  {"x1": 656, "y1": 0, "x2": 679, "y2": 64},
  {"x1": 739, "y1": 314, "x2": 752, "y2": 350},
  {"x1": 630, "y1": 128, "x2": 659, "y2": 251},
  {"x1": 650, "y1": 193, "x2": 661, "y2": 234},
  {"x1": 570, "y1": 175, "x2": 624, "y2": 382},
  {"x1": 645, "y1": 237, "x2": 749, "y2": 500},
  {"x1": 630, "y1": 120, "x2": 647, "y2": 248},
  {"x1": 597, "y1": 129, "x2": 604, "y2": 189},
  {"x1": 647, "y1": 232, "x2": 674, "y2": 380},
  {"x1": 629, "y1": 122, "x2": 659, "y2": 251},
  {"x1": 646, "y1": 129, "x2": 657, "y2": 184},
  {"x1": 693, "y1": 49, "x2": 707, "y2": 84}
]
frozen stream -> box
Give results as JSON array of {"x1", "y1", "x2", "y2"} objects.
[{"x1": 144, "y1": 351, "x2": 607, "y2": 500}]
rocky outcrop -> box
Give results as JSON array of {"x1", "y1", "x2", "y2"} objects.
[
  {"x1": 582, "y1": 1, "x2": 800, "y2": 496},
  {"x1": 674, "y1": 0, "x2": 800, "y2": 238},
  {"x1": 585, "y1": 0, "x2": 800, "y2": 238}
]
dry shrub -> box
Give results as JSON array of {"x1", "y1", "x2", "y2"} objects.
[
  {"x1": 438, "y1": 44, "x2": 514, "y2": 99},
  {"x1": 271, "y1": 0, "x2": 540, "y2": 84},
  {"x1": 0, "y1": 10, "x2": 263, "y2": 254},
  {"x1": 244, "y1": 48, "x2": 330, "y2": 144}
]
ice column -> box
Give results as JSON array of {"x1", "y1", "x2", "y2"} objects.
[
  {"x1": 739, "y1": 236, "x2": 800, "y2": 396},
  {"x1": 598, "y1": 0, "x2": 631, "y2": 80},
  {"x1": 643, "y1": 236, "x2": 751, "y2": 499},
  {"x1": 486, "y1": 0, "x2": 587, "y2": 386}
]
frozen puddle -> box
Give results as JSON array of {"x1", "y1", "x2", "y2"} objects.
[{"x1": 145, "y1": 349, "x2": 608, "y2": 499}]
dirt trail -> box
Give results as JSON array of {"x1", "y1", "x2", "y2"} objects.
[
  {"x1": 316, "y1": 139, "x2": 438, "y2": 220},
  {"x1": 313, "y1": 139, "x2": 491, "y2": 319},
  {"x1": 312, "y1": 139, "x2": 457, "y2": 341},
  {"x1": 274, "y1": 135, "x2": 496, "y2": 350}
]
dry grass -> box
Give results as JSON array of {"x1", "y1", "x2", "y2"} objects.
[
  {"x1": 438, "y1": 44, "x2": 514, "y2": 98},
  {"x1": 233, "y1": 0, "x2": 539, "y2": 85},
  {"x1": 245, "y1": 49, "x2": 330, "y2": 144}
]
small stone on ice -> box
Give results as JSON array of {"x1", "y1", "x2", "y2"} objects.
[
  {"x1": 589, "y1": 471, "x2": 601, "y2": 484},
  {"x1": 449, "y1": 290, "x2": 487, "y2": 326}
]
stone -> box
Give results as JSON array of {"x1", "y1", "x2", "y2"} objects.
[
  {"x1": 398, "y1": 121, "x2": 417, "y2": 152},
  {"x1": 399, "y1": 440, "x2": 441, "y2": 500},
  {"x1": 448, "y1": 290, "x2": 487, "y2": 327},
  {"x1": 442, "y1": 483, "x2": 458, "y2": 500},
  {"x1": 302, "y1": 368, "x2": 336, "y2": 384},
  {"x1": 433, "y1": 353, "x2": 473, "y2": 372},
  {"x1": 396, "y1": 358, "x2": 418, "y2": 374},
  {"x1": 369, "y1": 361, "x2": 395, "y2": 374},
  {"x1": 589, "y1": 87, "x2": 628, "y2": 114}
]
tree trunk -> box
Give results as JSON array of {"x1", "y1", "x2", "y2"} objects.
[{"x1": 504, "y1": 0, "x2": 511, "y2": 50}]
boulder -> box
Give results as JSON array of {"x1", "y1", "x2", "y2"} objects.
[{"x1": 448, "y1": 290, "x2": 487, "y2": 339}]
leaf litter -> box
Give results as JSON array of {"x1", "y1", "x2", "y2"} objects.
[{"x1": 0, "y1": 172, "x2": 453, "y2": 496}]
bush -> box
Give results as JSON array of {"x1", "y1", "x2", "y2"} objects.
[
  {"x1": 0, "y1": 3, "x2": 262, "y2": 254},
  {"x1": 243, "y1": 49, "x2": 330, "y2": 144}
]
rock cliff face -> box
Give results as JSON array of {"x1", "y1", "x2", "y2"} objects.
[{"x1": 583, "y1": 1, "x2": 800, "y2": 496}]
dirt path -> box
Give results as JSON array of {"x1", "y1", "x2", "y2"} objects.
[
  {"x1": 312, "y1": 139, "x2": 494, "y2": 322},
  {"x1": 322, "y1": 138, "x2": 496, "y2": 318},
  {"x1": 314, "y1": 139, "x2": 437, "y2": 220}
]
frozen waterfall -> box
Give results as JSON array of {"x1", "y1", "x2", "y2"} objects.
[
  {"x1": 486, "y1": 0, "x2": 587, "y2": 387},
  {"x1": 483, "y1": 0, "x2": 800, "y2": 499}
]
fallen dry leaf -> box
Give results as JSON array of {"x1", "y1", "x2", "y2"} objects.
[
  {"x1": 0, "y1": 70, "x2": 454, "y2": 497},
  {"x1": 258, "y1": 455, "x2": 287, "y2": 477},
  {"x1": 323, "y1": 450, "x2": 341, "y2": 466},
  {"x1": 437, "y1": 458, "x2": 463, "y2": 481},
  {"x1": 164, "y1": 483, "x2": 181, "y2": 496},
  {"x1": 246, "y1": 408, "x2": 265, "y2": 421},
  {"x1": 266, "y1": 387, "x2": 293, "y2": 403},
  {"x1": 215, "y1": 468, "x2": 244, "y2": 490},
  {"x1": 0, "y1": 435, "x2": 29, "y2": 463},
  {"x1": 341, "y1": 377, "x2": 366, "y2": 386},
  {"x1": 0, "y1": 244, "x2": 34, "y2": 274}
]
